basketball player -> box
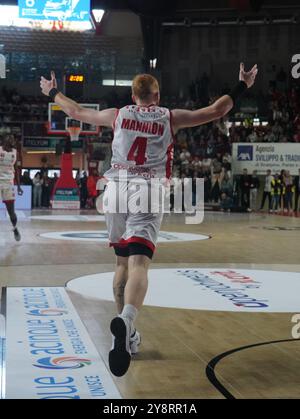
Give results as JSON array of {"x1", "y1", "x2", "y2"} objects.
[
  {"x1": 40, "y1": 63, "x2": 258, "y2": 376},
  {"x1": 0, "y1": 134, "x2": 23, "y2": 241}
]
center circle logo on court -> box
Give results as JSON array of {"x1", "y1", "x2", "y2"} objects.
[
  {"x1": 39, "y1": 230, "x2": 210, "y2": 243},
  {"x1": 67, "y1": 268, "x2": 300, "y2": 313},
  {"x1": 30, "y1": 215, "x2": 106, "y2": 222},
  {"x1": 34, "y1": 356, "x2": 92, "y2": 370},
  {"x1": 27, "y1": 308, "x2": 68, "y2": 316},
  {"x1": 250, "y1": 226, "x2": 300, "y2": 231}
]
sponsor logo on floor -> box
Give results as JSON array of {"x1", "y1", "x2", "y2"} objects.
[
  {"x1": 67, "y1": 269, "x2": 300, "y2": 313},
  {"x1": 4, "y1": 287, "x2": 121, "y2": 399},
  {"x1": 40, "y1": 231, "x2": 210, "y2": 243},
  {"x1": 0, "y1": 314, "x2": 5, "y2": 399}
]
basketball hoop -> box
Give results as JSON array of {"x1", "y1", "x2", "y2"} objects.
[{"x1": 67, "y1": 126, "x2": 81, "y2": 142}]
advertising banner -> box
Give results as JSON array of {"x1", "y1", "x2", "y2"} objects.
[
  {"x1": 18, "y1": 0, "x2": 90, "y2": 21},
  {"x1": 232, "y1": 143, "x2": 300, "y2": 175},
  {"x1": 52, "y1": 188, "x2": 80, "y2": 210},
  {"x1": 0, "y1": 314, "x2": 5, "y2": 399},
  {"x1": 4, "y1": 287, "x2": 121, "y2": 399},
  {"x1": 23, "y1": 138, "x2": 83, "y2": 149}
]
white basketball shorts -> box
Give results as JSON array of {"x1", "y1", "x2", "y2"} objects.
[
  {"x1": 0, "y1": 185, "x2": 15, "y2": 202},
  {"x1": 104, "y1": 180, "x2": 164, "y2": 253}
]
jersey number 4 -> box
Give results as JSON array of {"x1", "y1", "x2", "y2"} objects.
[{"x1": 127, "y1": 137, "x2": 147, "y2": 165}]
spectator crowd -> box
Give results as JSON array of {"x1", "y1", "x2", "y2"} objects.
[{"x1": 1, "y1": 76, "x2": 300, "y2": 213}]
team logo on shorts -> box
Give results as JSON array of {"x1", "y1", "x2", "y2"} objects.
[
  {"x1": 27, "y1": 308, "x2": 68, "y2": 316},
  {"x1": 34, "y1": 356, "x2": 91, "y2": 370}
]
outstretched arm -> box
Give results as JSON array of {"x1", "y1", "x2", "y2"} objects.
[
  {"x1": 171, "y1": 63, "x2": 258, "y2": 133},
  {"x1": 40, "y1": 71, "x2": 117, "y2": 128}
]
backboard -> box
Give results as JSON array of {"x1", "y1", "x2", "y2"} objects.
[{"x1": 48, "y1": 103, "x2": 100, "y2": 135}]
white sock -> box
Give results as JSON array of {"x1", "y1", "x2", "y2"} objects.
[{"x1": 120, "y1": 304, "x2": 138, "y2": 324}]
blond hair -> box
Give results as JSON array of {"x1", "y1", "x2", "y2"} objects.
[{"x1": 132, "y1": 74, "x2": 159, "y2": 101}]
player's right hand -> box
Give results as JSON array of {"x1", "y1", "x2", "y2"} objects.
[{"x1": 40, "y1": 71, "x2": 57, "y2": 96}]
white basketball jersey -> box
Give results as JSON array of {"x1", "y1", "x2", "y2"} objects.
[
  {"x1": 105, "y1": 105, "x2": 174, "y2": 181},
  {"x1": 0, "y1": 146, "x2": 16, "y2": 185}
]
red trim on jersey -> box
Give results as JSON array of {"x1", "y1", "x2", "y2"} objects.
[
  {"x1": 110, "y1": 236, "x2": 155, "y2": 252},
  {"x1": 166, "y1": 143, "x2": 174, "y2": 179},
  {"x1": 110, "y1": 109, "x2": 119, "y2": 151},
  {"x1": 133, "y1": 104, "x2": 156, "y2": 108},
  {"x1": 165, "y1": 110, "x2": 175, "y2": 179},
  {"x1": 2, "y1": 200, "x2": 15, "y2": 204},
  {"x1": 169, "y1": 110, "x2": 177, "y2": 142},
  {"x1": 112, "y1": 109, "x2": 120, "y2": 132}
]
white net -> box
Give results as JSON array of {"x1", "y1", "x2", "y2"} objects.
[{"x1": 67, "y1": 126, "x2": 81, "y2": 142}]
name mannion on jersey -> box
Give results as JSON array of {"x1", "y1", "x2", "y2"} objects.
[{"x1": 121, "y1": 118, "x2": 165, "y2": 136}]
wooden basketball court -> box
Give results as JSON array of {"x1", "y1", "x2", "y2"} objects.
[{"x1": 0, "y1": 209, "x2": 299, "y2": 399}]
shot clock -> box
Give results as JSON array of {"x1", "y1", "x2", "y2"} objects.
[
  {"x1": 65, "y1": 74, "x2": 85, "y2": 98},
  {"x1": 67, "y1": 75, "x2": 84, "y2": 82}
]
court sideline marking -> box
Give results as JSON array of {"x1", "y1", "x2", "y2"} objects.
[
  {"x1": 206, "y1": 338, "x2": 300, "y2": 399},
  {"x1": 0, "y1": 289, "x2": 7, "y2": 399}
]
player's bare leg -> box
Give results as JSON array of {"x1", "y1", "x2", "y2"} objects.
[
  {"x1": 124, "y1": 255, "x2": 150, "y2": 310},
  {"x1": 4, "y1": 200, "x2": 21, "y2": 241},
  {"x1": 109, "y1": 253, "x2": 150, "y2": 376},
  {"x1": 112, "y1": 255, "x2": 143, "y2": 360},
  {"x1": 113, "y1": 256, "x2": 128, "y2": 314}
]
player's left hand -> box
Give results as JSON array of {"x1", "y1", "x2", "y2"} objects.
[
  {"x1": 40, "y1": 71, "x2": 57, "y2": 96},
  {"x1": 239, "y1": 63, "x2": 258, "y2": 88},
  {"x1": 17, "y1": 186, "x2": 23, "y2": 196}
]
